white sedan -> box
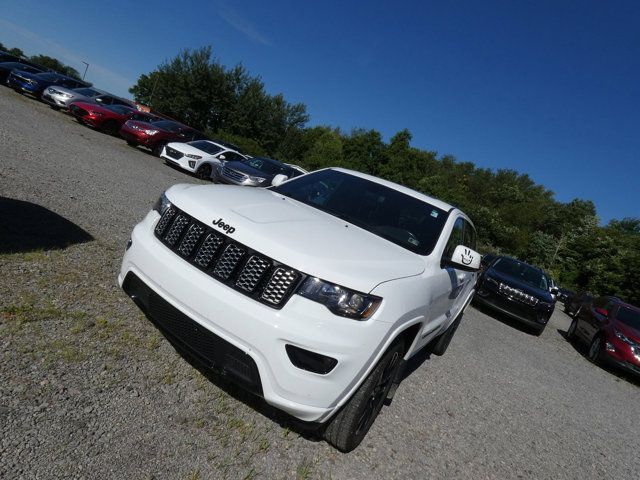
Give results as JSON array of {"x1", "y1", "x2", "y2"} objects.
[{"x1": 160, "y1": 140, "x2": 247, "y2": 179}]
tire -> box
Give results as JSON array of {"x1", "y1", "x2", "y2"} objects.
[
  {"x1": 323, "y1": 340, "x2": 404, "y2": 452},
  {"x1": 152, "y1": 142, "x2": 166, "y2": 157},
  {"x1": 126, "y1": 141, "x2": 137, "y2": 147},
  {"x1": 195, "y1": 163, "x2": 212, "y2": 180},
  {"x1": 430, "y1": 313, "x2": 463, "y2": 356},
  {"x1": 567, "y1": 318, "x2": 578, "y2": 340},
  {"x1": 50, "y1": 105, "x2": 60, "y2": 111},
  {"x1": 101, "y1": 120, "x2": 119, "y2": 135},
  {"x1": 588, "y1": 335, "x2": 603, "y2": 363}
]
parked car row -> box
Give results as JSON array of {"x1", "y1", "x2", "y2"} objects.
[
  {"x1": 2, "y1": 51, "x2": 304, "y2": 187},
  {"x1": 475, "y1": 252, "x2": 640, "y2": 379}
]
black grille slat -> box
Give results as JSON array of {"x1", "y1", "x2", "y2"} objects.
[
  {"x1": 193, "y1": 233, "x2": 223, "y2": 268},
  {"x1": 236, "y1": 256, "x2": 271, "y2": 293},
  {"x1": 261, "y1": 268, "x2": 300, "y2": 306},
  {"x1": 178, "y1": 223, "x2": 205, "y2": 257},
  {"x1": 164, "y1": 214, "x2": 189, "y2": 246},
  {"x1": 155, "y1": 207, "x2": 176, "y2": 236},
  {"x1": 222, "y1": 167, "x2": 247, "y2": 182},
  {"x1": 153, "y1": 207, "x2": 303, "y2": 309},
  {"x1": 166, "y1": 146, "x2": 184, "y2": 160},
  {"x1": 213, "y1": 244, "x2": 246, "y2": 280}
]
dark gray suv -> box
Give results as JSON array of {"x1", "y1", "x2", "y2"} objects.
[{"x1": 215, "y1": 157, "x2": 303, "y2": 187}]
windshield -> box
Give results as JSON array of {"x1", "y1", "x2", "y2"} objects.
[
  {"x1": 36, "y1": 73, "x2": 61, "y2": 81},
  {"x1": 105, "y1": 105, "x2": 134, "y2": 114},
  {"x1": 74, "y1": 88, "x2": 100, "y2": 97},
  {"x1": 188, "y1": 140, "x2": 222, "y2": 155},
  {"x1": 491, "y1": 257, "x2": 548, "y2": 290},
  {"x1": 152, "y1": 120, "x2": 182, "y2": 131},
  {"x1": 271, "y1": 169, "x2": 449, "y2": 255},
  {"x1": 244, "y1": 157, "x2": 294, "y2": 176},
  {"x1": 617, "y1": 307, "x2": 640, "y2": 330}
]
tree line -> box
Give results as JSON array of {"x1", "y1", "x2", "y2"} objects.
[
  {"x1": 126, "y1": 46, "x2": 634, "y2": 305},
  {"x1": 1, "y1": 41, "x2": 81, "y2": 79}
]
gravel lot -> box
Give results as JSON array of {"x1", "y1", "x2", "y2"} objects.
[{"x1": 1, "y1": 86, "x2": 639, "y2": 480}]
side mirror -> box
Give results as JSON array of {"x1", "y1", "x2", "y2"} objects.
[
  {"x1": 271, "y1": 174, "x2": 289, "y2": 187},
  {"x1": 445, "y1": 245, "x2": 481, "y2": 272},
  {"x1": 95, "y1": 97, "x2": 103, "y2": 103},
  {"x1": 218, "y1": 154, "x2": 226, "y2": 160},
  {"x1": 550, "y1": 287, "x2": 559, "y2": 295}
]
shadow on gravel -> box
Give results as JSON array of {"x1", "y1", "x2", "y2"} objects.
[
  {"x1": 557, "y1": 328, "x2": 640, "y2": 387},
  {"x1": 0, "y1": 197, "x2": 93, "y2": 253},
  {"x1": 472, "y1": 300, "x2": 541, "y2": 336}
]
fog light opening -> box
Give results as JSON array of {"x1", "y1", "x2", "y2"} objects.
[
  {"x1": 605, "y1": 342, "x2": 616, "y2": 353},
  {"x1": 188, "y1": 160, "x2": 196, "y2": 168},
  {"x1": 125, "y1": 238, "x2": 132, "y2": 251},
  {"x1": 285, "y1": 344, "x2": 337, "y2": 375}
]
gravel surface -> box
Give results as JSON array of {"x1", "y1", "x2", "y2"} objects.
[{"x1": 1, "y1": 87, "x2": 639, "y2": 480}]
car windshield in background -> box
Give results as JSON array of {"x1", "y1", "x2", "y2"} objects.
[
  {"x1": 617, "y1": 307, "x2": 640, "y2": 330},
  {"x1": 151, "y1": 121, "x2": 182, "y2": 132},
  {"x1": 35, "y1": 73, "x2": 61, "y2": 81},
  {"x1": 491, "y1": 257, "x2": 549, "y2": 290},
  {"x1": 272, "y1": 169, "x2": 448, "y2": 255},
  {"x1": 105, "y1": 105, "x2": 134, "y2": 114},
  {"x1": 74, "y1": 88, "x2": 101, "y2": 97},
  {"x1": 244, "y1": 158, "x2": 293, "y2": 177},
  {"x1": 188, "y1": 140, "x2": 222, "y2": 155}
]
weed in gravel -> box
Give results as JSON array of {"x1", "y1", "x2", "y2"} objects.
[
  {"x1": 296, "y1": 458, "x2": 314, "y2": 480},
  {"x1": 1, "y1": 303, "x2": 86, "y2": 325}
]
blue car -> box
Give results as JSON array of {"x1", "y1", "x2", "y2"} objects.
[{"x1": 7, "y1": 70, "x2": 88, "y2": 97}]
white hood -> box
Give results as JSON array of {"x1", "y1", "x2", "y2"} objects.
[{"x1": 166, "y1": 184, "x2": 426, "y2": 293}]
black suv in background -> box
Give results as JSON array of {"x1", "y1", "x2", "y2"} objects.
[
  {"x1": 475, "y1": 256, "x2": 557, "y2": 335},
  {"x1": 564, "y1": 292, "x2": 593, "y2": 317}
]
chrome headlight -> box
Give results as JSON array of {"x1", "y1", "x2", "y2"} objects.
[
  {"x1": 186, "y1": 153, "x2": 202, "y2": 159},
  {"x1": 486, "y1": 276, "x2": 499, "y2": 287},
  {"x1": 297, "y1": 277, "x2": 382, "y2": 320},
  {"x1": 152, "y1": 192, "x2": 171, "y2": 215},
  {"x1": 249, "y1": 175, "x2": 266, "y2": 183},
  {"x1": 60, "y1": 92, "x2": 73, "y2": 98}
]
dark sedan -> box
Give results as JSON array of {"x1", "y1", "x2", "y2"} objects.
[
  {"x1": 7, "y1": 70, "x2": 88, "y2": 97},
  {"x1": 475, "y1": 256, "x2": 557, "y2": 335},
  {"x1": 215, "y1": 157, "x2": 303, "y2": 187},
  {"x1": 0, "y1": 62, "x2": 43, "y2": 83}
]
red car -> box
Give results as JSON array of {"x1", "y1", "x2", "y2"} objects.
[
  {"x1": 69, "y1": 101, "x2": 159, "y2": 135},
  {"x1": 118, "y1": 119, "x2": 207, "y2": 156},
  {"x1": 568, "y1": 296, "x2": 640, "y2": 376}
]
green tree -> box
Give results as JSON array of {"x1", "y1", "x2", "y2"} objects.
[{"x1": 29, "y1": 55, "x2": 80, "y2": 79}]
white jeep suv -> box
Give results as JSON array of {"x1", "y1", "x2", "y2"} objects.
[{"x1": 118, "y1": 167, "x2": 480, "y2": 451}]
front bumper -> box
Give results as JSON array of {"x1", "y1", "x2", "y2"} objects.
[
  {"x1": 118, "y1": 211, "x2": 392, "y2": 422},
  {"x1": 7, "y1": 76, "x2": 40, "y2": 95},
  {"x1": 602, "y1": 338, "x2": 640, "y2": 376},
  {"x1": 41, "y1": 92, "x2": 72, "y2": 108},
  {"x1": 119, "y1": 128, "x2": 154, "y2": 146},
  {"x1": 475, "y1": 287, "x2": 551, "y2": 327},
  {"x1": 160, "y1": 149, "x2": 200, "y2": 173}
]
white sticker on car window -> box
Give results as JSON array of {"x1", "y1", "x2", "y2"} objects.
[{"x1": 431, "y1": 210, "x2": 439, "y2": 218}]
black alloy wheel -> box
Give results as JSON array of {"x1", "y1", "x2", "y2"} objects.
[
  {"x1": 588, "y1": 335, "x2": 603, "y2": 363},
  {"x1": 323, "y1": 340, "x2": 404, "y2": 452},
  {"x1": 196, "y1": 163, "x2": 212, "y2": 180}
]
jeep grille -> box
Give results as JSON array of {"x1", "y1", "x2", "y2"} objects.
[{"x1": 154, "y1": 206, "x2": 304, "y2": 308}]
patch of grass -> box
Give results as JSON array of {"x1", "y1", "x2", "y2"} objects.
[
  {"x1": 1, "y1": 303, "x2": 86, "y2": 325},
  {"x1": 187, "y1": 470, "x2": 201, "y2": 480},
  {"x1": 296, "y1": 458, "x2": 314, "y2": 480}
]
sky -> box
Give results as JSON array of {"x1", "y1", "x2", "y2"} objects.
[{"x1": 1, "y1": 0, "x2": 638, "y2": 223}]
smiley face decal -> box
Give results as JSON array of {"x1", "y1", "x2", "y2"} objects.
[{"x1": 461, "y1": 248, "x2": 474, "y2": 265}]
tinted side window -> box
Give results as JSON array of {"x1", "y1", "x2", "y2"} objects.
[
  {"x1": 463, "y1": 220, "x2": 477, "y2": 250},
  {"x1": 443, "y1": 218, "x2": 464, "y2": 260},
  {"x1": 593, "y1": 297, "x2": 608, "y2": 308}
]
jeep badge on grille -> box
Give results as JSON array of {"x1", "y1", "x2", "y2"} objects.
[{"x1": 213, "y1": 218, "x2": 236, "y2": 235}]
